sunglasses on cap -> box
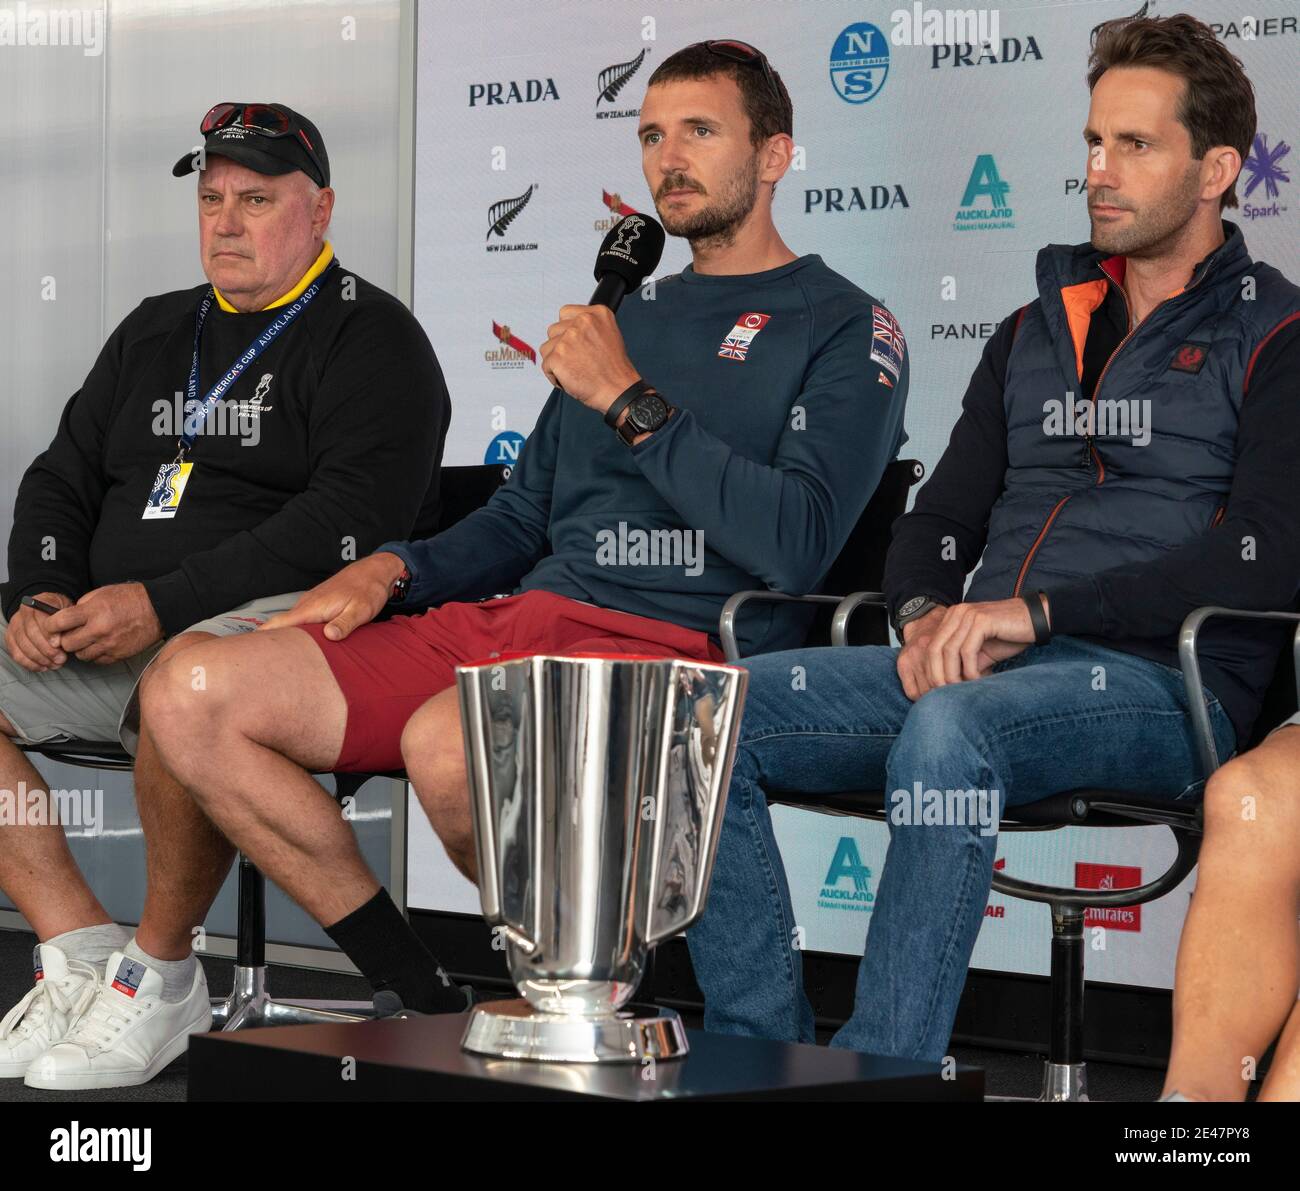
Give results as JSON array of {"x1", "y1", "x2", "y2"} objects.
[
  {"x1": 700, "y1": 40, "x2": 791, "y2": 131},
  {"x1": 199, "y1": 102, "x2": 327, "y2": 187}
]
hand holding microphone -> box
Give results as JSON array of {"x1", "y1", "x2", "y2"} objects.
[{"x1": 539, "y1": 214, "x2": 665, "y2": 415}]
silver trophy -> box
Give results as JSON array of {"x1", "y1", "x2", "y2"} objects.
[{"x1": 456, "y1": 653, "x2": 747, "y2": 1063}]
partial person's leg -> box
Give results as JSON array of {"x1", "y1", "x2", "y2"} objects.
[
  {"x1": 686, "y1": 645, "x2": 911, "y2": 1045},
  {"x1": 0, "y1": 719, "x2": 115, "y2": 940},
  {"x1": 142, "y1": 627, "x2": 363, "y2": 924},
  {"x1": 144, "y1": 623, "x2": 467, "y2": 1013},
  {"x1": 401, "y1": 687, "x2": 474, "y2": 881},
  {"x1": 1258, "y1": 999, "x2": 1300, "y2": 1102},
  {"x1": 131, "y1": 632, "x2": 236, "y2": 961},
  {"x1": 1163, "y1": 725, "x2": 1300, "y2": 1101},
  {"x1": 835, "y1": 637, "x2": 1237, "y2": 1063}
]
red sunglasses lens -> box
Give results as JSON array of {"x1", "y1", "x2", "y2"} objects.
[
  {"x1": 709, "y1": 40, "x2": 760, "y2": 60},
  {"x1": 200, "y1": 103, "x2": 239, "y2": 134}
]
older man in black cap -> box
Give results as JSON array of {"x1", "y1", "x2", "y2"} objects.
[{"x1": 0, "y1": 103, "x2": 450, "y2": 1090}]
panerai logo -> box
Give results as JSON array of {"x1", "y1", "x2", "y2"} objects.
[{"x1": 49, "y1": 1122, "x2": 152, "y2": 1171}]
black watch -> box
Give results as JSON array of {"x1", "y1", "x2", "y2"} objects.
[
  {"x1": 605, "y1": 379, "x2": 670, "y2": 444},
  {"x1": 616, "y1": 387, "x2": 671, "y2": 445},
  {"x1": 892, "y1": 595, "x2": 939, "y2": 637}
]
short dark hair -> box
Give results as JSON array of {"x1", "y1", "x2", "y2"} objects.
[
  {"x1": 646, "y1": 42, "x2": 793, "y2": 146},
  {"x1": 1087, "y1": 12, "x2": 1255, "y2": 210}
]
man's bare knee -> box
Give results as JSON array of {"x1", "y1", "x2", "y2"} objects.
[{"x1": 0, "y1": 709, "x2": 16, "y2": 739}]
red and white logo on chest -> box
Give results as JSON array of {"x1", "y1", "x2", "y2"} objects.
[{"x1": 718, "y1": 312, "x2": 771, "y2": 362}]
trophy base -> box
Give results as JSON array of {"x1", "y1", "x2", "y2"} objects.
[{"x1": 461, "y1": 999, "x2": 689, "y2": 1063}]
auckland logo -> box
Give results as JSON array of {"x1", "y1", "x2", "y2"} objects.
[
  {"x1": 818, "y1": 836, "x2": 875, "y2": 912},
  {"x1": 486, "y1": 183, "x2": 539, "y2": 252},
  {"x1": 830, "y1": 22, "x2": 890, "y2": 104},
  {"x1": 596, "y1": 48, "x2": 648, "y2": 120},
  {"x1": 953, "y1": 154, "x2": 1014, "y2": 231},
  {"x1": 1241, "y1": 132, "x2": 1290, "y2": 221}
]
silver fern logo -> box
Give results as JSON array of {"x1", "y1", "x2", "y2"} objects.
[
  {"x1": 486, "y1": 184, "x2": 539, "y2": 253},
  {"x1": 596, "y1": 48, "x2": 649, "y2": 120}
]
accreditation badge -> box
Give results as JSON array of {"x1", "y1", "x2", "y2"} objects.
[{"x1": 142, "y1": 460, "x2": 194, "y2": 520}]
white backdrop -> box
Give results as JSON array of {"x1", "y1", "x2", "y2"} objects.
[{"x1": 406, "y1": 0, "x2": 1299, "y2": 990}]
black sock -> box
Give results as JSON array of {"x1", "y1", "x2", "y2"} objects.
[{"x1": 324, "y1": 887, "x2": 465, "y2": 1012}]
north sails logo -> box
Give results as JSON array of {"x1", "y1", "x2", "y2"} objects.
[
  {"x1": 597, "y1": 48, "x2": 648, "y2": 119},
  {"x1": 486, "y1": 184, "x2": 539, "y2": 251}
]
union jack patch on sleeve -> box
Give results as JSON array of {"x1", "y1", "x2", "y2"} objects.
[{"x1": 870, "y1": 304, "x2": 905, "y2": 382}]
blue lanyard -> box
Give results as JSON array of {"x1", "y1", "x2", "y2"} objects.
[{"x1": 176, "y1": 260, "x2": 335, "y2": 459}]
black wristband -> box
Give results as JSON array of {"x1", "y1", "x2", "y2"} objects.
[
  {"x1": 603, "y1": 380, "x2": 649, "y2": 429},
  {"x1": 1023, "y1": 591, "x2": 1051, "y2": 646}
]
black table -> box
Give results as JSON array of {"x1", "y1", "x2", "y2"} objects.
[{"x1": 187, "y1": 1014, "x2": 983, "y2": 1102}]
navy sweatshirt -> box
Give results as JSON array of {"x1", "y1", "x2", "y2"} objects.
[{"x1": 382, "y1": 255, "x2": 909, "y2": 656}]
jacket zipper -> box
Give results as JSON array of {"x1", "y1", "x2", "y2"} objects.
[
  {"x1": 1012, "y1": 254, "x2": 1223, "y2": 596},
  {"x1": 1013, "y1": 284, "x2": 1130, "y2": 596}
]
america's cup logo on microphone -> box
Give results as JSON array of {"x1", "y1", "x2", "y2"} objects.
[{"x1": 608, "y1": 215, "x2": 645, "y2": 262}]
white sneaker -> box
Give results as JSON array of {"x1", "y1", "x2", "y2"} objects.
[
  {"x1": 0, "y1": 944, "x2": 100, "y2": 1078},
  {"x1": 24, "y1": 951, "x2": 212, "y2": 1090}
]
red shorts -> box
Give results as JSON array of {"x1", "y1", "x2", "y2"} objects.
[{"x1": 300, "y1": 589, "x2": 726, "y2": 772}]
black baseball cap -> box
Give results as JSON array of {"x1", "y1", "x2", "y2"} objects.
[{"x1": 172, "y1": 102, "x2": 330, "y2": 188}]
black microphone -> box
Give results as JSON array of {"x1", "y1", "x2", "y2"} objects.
[{"x1": 589, "y1": 213, "x2": 666, "y2": 312}]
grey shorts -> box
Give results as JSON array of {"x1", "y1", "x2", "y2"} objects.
[{"x1": 0, "y1": 592, "x2": 304, "y2": 756}]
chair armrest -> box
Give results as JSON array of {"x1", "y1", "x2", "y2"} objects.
[
  {"x1": 1179, "y1": 606, "x2": 1300, "y2": 777},
  {"x1": 830, "y1": 592, "x2": 887, "y2": 647},
  {"x1": 719, "y1": 591, "x2": 844, "y2": 662}
]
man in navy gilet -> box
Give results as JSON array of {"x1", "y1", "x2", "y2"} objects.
[{"x1": 689, "y1": 12, "x2": 1300, "y2": 1063}]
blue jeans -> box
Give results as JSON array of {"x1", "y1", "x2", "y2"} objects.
[{"x1": 686, "y1": 636, "x2": 1236, "y2": 1062}]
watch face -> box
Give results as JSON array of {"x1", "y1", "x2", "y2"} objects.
[
  {"x1": 898, "y1": 596, "x2": 928, "y2": 619},
  {"x1": 628, "y1": 393, "x2": 668, "y2": 432}
]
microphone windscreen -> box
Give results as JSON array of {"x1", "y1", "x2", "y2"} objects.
[{"x1": 593, "y1": 213, "x2": 666, "y2": 289}]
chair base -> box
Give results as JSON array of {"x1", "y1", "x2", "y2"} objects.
[
  {"x1": 987, "y1": 1060, "x2": 1089, "y2": 1103},
  {"x1": 209, "y1": 963, "x2": 375, "y2": 1030}
]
